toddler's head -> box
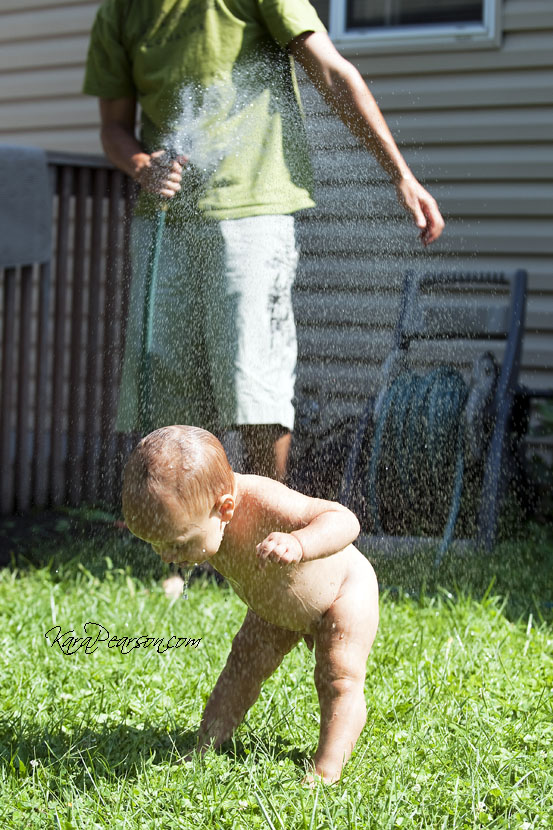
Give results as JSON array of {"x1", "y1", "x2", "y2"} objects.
[{"x1": 122, "y1": 425, "x2": 235, "y2": 564}]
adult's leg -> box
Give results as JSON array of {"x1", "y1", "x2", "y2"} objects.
[
  {"x1": 198, "y1": 609, "x2": 301, "y2": 749},
  {"x1": 202, "y1": 216, "x2": 298, "y2": 479},
  {"x1": 239, "y1": 424, "x2": 291, "y2": 480},
  {"x1": 311, "y1": 556, "x2": 379, "y2": 782}
]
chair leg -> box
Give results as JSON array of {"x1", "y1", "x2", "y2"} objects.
[{"x1": 477, "y1": 394, "x2": 514, "y2": 551}]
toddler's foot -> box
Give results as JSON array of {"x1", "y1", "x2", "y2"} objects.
[{"x1": 301, "y1": 763, "x2": 341, "y2": 787}]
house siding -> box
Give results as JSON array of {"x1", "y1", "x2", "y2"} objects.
[
  {"x1": 0, "y1": 0, "x2": 552, "y2": 429},
  {"x1": 0, "y1": 1, "x2": 100, "y2": 154},
  {"x1": 295, "y1": 0, "x2": 553, "y2": 424}
]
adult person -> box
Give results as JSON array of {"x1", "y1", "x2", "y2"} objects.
[{"x1": 83, "y1": 0, "x2": 444, "y2": 482}]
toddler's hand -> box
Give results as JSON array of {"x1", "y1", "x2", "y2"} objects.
[{"x1": 256, "y1": 532, "x2": 303, "y2": 566}]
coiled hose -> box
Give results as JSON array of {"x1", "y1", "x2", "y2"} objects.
[{"x1": 367, "y1": 366, "x2": 469, "y2": 564}]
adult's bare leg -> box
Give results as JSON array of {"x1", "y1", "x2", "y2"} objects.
[{"x1": 239, "y1": 424, "x2": 291, "y2": 481}]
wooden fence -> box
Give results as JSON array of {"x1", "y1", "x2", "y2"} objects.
[{"x1": 0, "y1": 152, "x2": 134, "y2": 515}]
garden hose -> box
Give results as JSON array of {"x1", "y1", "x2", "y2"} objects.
[
  {"x1": 367, "y1": 366, "x2": 468, "y2": 565},
  {"x1": 138, "y1": 202, "x2": 167, "y2": 434}
]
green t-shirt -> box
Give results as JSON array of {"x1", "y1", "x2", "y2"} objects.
[{"x1": 83, "y1": 0, "x2": 326, "y2": 222}]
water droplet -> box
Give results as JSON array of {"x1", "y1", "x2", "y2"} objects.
[{"x1": 181, "y1": 566, "x2": 194, "y2": 600}]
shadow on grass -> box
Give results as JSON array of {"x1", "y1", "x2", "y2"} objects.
[
  {"x1": 0, "y1": 719, "x2": 196, "y2": 783},
  {"x1": 0, "y1": 719, "x2": 309, "y2": 787},
  {"x1": 0, "y1": 506, "x2": 165, "y2": 583},
  {"x1": 372, "y1": 520, "x2": 553, "y2": 624},
  {"x1": 219, "y1": 733, "x2": 309, "y2": 770}
]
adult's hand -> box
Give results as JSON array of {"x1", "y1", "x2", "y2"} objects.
[
  {"x1": 395, "y1": 174, "x2": 445, "y2": 247},
  {"x1": 135, "y1": 150, "x2": 185, "y2": 199}
]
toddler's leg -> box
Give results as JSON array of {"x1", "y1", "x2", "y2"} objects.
[
  {"x1": 198, "y1": 609, "x2": 301, "y2": 749},
  {"x1": 311, "y1": 557, "x2": 379, "y2": 783}
]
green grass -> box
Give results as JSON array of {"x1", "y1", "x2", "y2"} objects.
[{"x1": 0, "y1": 522, "x2": 552, "y2": 829}]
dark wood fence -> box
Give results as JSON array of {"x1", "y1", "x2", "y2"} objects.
[{"x1": 0, "y1": 152, "x2": 134, "y2": 515}]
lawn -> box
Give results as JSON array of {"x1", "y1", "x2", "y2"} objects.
[{"x1": 0, "y1": 516, "x2": 552, "y2": 829}]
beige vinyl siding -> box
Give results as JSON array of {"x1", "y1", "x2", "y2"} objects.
[
  {"x1": 0, "y1": 1, "x2": 100, "y2": 154},
  {"x1": 0, "y1": 0, "x2": 552, "y2": 430}
]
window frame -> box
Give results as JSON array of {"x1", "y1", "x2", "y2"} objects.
[{"x1": 328, "y1": 0, "x2": 502, "y2": 54}]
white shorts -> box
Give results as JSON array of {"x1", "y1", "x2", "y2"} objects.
[{"x1": 117, "y1": 214, "x2": 298, "y2": 433}]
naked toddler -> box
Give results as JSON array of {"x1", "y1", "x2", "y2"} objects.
[{"x1": 122, "y1": 425, "x2": 379, "y2": 783}]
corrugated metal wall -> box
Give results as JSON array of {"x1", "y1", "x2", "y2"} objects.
[
  {"x1": 0, "y1": 0, "x2": 552, "y2": 433},
  {"x1": 0, "y1": 156, "x2": 132, "y2": 514}
]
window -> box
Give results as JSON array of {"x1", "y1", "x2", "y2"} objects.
[
  {"x1": 347, "y1": 1, "x2": 483, "y2": 29},
  {"x1": 326, "y1": 0, "x2": 501, "y2": 52}
]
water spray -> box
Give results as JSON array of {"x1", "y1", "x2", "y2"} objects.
[{"x1": 138, "y1": 150, "x2": 177, "y2": 435}]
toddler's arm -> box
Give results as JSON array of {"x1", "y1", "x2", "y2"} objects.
[{"x1": 256, "y1": 498, "x2": 360, "y2": 565}]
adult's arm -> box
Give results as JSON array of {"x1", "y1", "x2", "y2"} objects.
[
  {"x1": 289, "y1": 31, "x2": 444, "y2": 246},
  {"x1": 99, "y1": 97, "x2": 183, "y2": 198}
]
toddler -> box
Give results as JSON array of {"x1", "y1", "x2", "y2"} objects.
[{"x1": 122, "y1": 425, "x2": 379, "y2": 783}]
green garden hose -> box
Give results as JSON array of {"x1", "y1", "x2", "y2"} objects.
[
  {"x1": 138, "y1": 204, "x2": 167, "y2": 434},
  {"x1": 367, "y1": 366, "x2": 468, "y2": 564}
]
